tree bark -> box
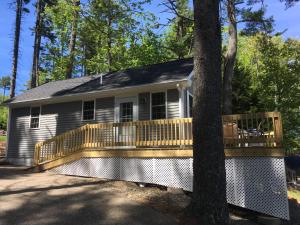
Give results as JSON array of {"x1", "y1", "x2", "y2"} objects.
[
  {"x1": 222, "y1": 0, "x2": 237, "y2": 115},
  {"x1": 66, "y1": 0, "x2": 80, "y2": 79},
  {"x1": 31, "y1": 0, "x2": 44, "y2": 88},
  {"x1": 107, "y1": 0, "x2": 112, "y2": 72},
  {"x1": 10, "y1": 0, "x2": 23, "y2": 98},
  {"x1": 187, "y1": 0, "x2": 229, "y2": 224}
]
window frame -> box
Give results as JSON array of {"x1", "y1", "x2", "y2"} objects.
[
  {"x1": 29, "y1": 106, "x2": 41, "y2": 129},
  {"x1": 150, "y1": 91, "x2": 167, "y2": 120},
  {"x1": 119, "y1": 101, "x2": 134, "y2": 122},
  {"x1": 81, "y1": 99, "x2": 96, "y2": 121}
]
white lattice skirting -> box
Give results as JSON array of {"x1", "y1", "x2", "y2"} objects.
[{"x1": 50, "y1": 157, "x2": 289, "y2": 220}]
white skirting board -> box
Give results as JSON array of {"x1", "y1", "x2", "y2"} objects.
[{"x1": 50, "y1": 157, "x2": 289, "y2": 220}]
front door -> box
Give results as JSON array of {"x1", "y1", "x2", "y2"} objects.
[{"x1": 115, "y1": 96, "x2": 138, "y2": 146}]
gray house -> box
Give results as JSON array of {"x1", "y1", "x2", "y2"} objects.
[
  {"x1": 4, "y1": 58, "x2": 194, "y2": 166},
  {"x1": 3, "y1": 58, "x2": 290, "y2": 220}
]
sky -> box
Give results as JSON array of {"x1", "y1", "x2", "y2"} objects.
[{"x1": 0, "y1": 0, "x2": 299, "y2": 95}]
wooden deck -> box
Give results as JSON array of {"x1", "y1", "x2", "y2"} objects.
[{"x1": 34, "y1": 112, "x2": 283, "y2": 166}]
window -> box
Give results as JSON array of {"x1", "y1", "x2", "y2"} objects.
[
  {"x1": 30, "y1": 107, "x2": 40, "y2": 129},
  {"x1": 188, "y1": 93, "x2": 193, "y2": 117},
  {"x1": 151, "y1": 92, "x2": 166, "y2": 119},
  {"x1": 120, "y1": 102, "x2": 133, "y2": 122},
  {"x1": 82, "y1": 100, "x2": 95, "y2": 121}
]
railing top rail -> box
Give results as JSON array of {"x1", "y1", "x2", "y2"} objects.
[
  {"x1": 36, "y1": 124, "x2": 89, "y2": 146},
  {"x1": 222, "y1": 112, "x2": 281, "y2": 120}
]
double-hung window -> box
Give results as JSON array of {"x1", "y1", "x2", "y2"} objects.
[
  {"x1": 30, "y1": 106, "x2": 41, "y2": 129},
  {"x1": 151, "y1": 92, "x2": 166, "y2": 119},
  {"x1": 82, "y1": 100, "x2": 95, "y2": 121}
]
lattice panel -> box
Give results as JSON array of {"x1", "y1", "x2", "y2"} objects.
[
  {"x1": 50, "y1": 157, "x2": 289, "y2": 220},
  {"x1": 226, "y1": 157, "x2": 289, "y2": 220},
  {"x1": 89, "y1": 157, "x2": 120, "y2": 179}
]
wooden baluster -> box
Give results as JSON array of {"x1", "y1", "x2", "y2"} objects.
[
  {"x1": 95, "y1": 124, "x2": 98, "y2": 148},
  {"x1": 240, "y1": 116, "x2": 244, "y2": 147},
  {"x1": 112, "y1": 123, "x2": 115, "y2": 147},
  {"x1": 190, "y1": 118, "x2": 193, "y2": 145},
  {"x1": 183, "y1": 118, "x2": 187, "y2": 145},
  {"x1": 92, "y1": 125, "x2": 95, "y2": 149},
  {"x1": 272, "y1": 113, "x2": 276, "y2": 147},
  {"x1": 178, "y1": 119, "x2": 181, "y2": 146},
  {"x1": 101, "y1": 124, "x2": 103, "y2": 148},
  {"x1": 144, "y1": 121, "x2": 146, "y2": 146},
  {"x1": 150, "y1": 121, "x2": 152, "y2": 146},
  {"x1": 274, "y1": 112, "x2": 283, "y2": 147},
  {"x1": 57, "y1": 137, "x2": 60, "y2": 157},
  {"x1": 266, "y1": 115, "x2": 270, "y2": 147},
  {"x1": 148, "y1": 121, "x2": 150, "y2": 147}
]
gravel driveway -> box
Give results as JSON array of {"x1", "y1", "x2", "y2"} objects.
[{"x1": 0, "y1": 165, "x2": 178, "y2": 225}]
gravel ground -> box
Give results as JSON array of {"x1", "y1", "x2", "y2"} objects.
[{"x1": 0, "y1": 164, "x2": 298, "y2": 225}]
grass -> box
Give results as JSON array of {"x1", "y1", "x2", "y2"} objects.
[
  {"x1": 288, "y1": 188, "x2": 300, "y2": 203},
  {"x1": 0, "y1": 136, "x2": 6, "y2": 142}
]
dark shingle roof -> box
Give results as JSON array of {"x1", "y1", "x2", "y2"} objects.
[{"x1": 5, "y1": 58, "x2": 193, "y2": 104}]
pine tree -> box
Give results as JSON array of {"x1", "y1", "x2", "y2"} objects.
[
  {"x1": 163, "y1": 0, "x2": 194, "y2": 59},
  {"x1": 31, "y1": 0, "x2": 45, "y2": 88},
  {"x1": 10, "y1": 0, "x2": 30, "y2": 98},
  {"x1": 187, "y1": 0, "x2": 229, "y2": 224},
  {"x1": 222, "y1": 0, "x2": 274, "y2": 114},
  {"x1": 66, "y1": 0, "x2": 80, "y2": 79}
]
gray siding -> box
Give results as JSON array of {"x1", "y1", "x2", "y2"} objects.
[
  {"x1": 7, "y1": 101, "x2": 83, "y2": 161},
  {"x1": 7, "y1": 97, "x2": 115, "y2": 165},
  {"x1": 167, "y1": 89, "x2": 179, "y2": 119},
  {"x1": 95, "y1": 97, "x2": 115, "y2": 123},
  {"x1": 42, "y1": 101, "x2": 82, "y2": 135},
  {"x1": 138, "y1": 93, "x2": 150, "y2": 120},
  {"x1": 8, "y1": 107, "x2": 37, "y2": 159}
]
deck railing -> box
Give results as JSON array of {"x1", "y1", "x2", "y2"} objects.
[{"x1": 34, "y1": 112, "x2": 283, "y2": 165}]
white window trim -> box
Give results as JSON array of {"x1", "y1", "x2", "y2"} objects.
[
  {"x1": 81, "y1": 99, "x2": 96, "y2": 121},
  {"x1": 150, "y1": 90, "x2": 168, "y2": 120},
  {"x1": 29, "y1": 106, "x2": 41, "y2": 129},
  {"x1": 114, "y1": 96, "x2": 138, "y2": 123},
  {"x1": 187, "y1": 91, "x2": 193, "y2": 118}
]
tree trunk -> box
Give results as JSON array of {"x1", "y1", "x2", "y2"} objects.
[
  {"x1": 222, "y1": 0, "x2": 237, "y2": 115},
  {"x1": 66, "y1": 0, "x2": 80, "y2": 79},
  {"x1": 10, "y1": 0, "x2": 23, "y2": 98},
  {"x1": 107, "y1": 0, "x2": 112, "y2": 72},
  {"x1": 31, "y1": 0, "x2": 44, "y2": 88},
  {"x1": 187, "y1": 0, "x2": 229, "y2": 224}
]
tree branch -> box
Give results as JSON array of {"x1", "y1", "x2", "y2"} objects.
[{"x1": 161, "y1": 0, "x2": 194, "y2": 22}]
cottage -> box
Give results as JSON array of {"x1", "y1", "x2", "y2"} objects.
[{"x1": 3, "y1": 58, "x2": 289, "y2": 220}]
